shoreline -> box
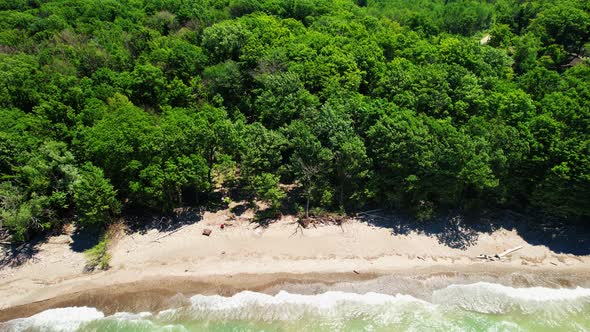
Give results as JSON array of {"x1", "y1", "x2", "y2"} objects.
[
  {"x1": 2, "y1": 210, "x2": 590, "y2": 321},
  {"x1": 3, "y1": 266, "x2": 590, "y2": 322}
]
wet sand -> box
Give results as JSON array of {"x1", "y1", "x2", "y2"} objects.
[{"x1": 3, "y1": 267, "x2": 590, "y2": 322}]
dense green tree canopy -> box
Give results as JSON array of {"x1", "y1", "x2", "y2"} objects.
[{"x1": 0, "y1": 0, "x2": 589, "y2": 241}]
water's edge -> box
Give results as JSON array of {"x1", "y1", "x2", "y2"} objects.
[
  {"x1": 3, "y1": 270, "x2": 590, "y2": 322},
  {"x1": 3, "y1": 278, "x2": 590, "y2": 331}
]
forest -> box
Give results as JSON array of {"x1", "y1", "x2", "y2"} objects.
[{"x1": 0, "y1": 0, "x2": 589, "y2": 243}]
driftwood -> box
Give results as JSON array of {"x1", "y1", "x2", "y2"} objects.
[
  {"x1": 151, "y1": 224, "x2": 193, "y2": 242},
  {"x1": 290, "y1": 223, "x2": 304, "y2": 237},
  {"x1": 477, "y1": 245, "x2": 523, "y2": 262},
  {"x1": 356, "y1": 209, "x2": 384, "y2": 216},
  {"x1": 290, "y1": 216, "x2": 348, "y2": 237},
  {"x1": 497, "y1": 246, "x2": 524, "y2": 258}
]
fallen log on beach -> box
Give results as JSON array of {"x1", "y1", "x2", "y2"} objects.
[{"x1": 477, "y1": 245, "x2": 523, "y2": 261}]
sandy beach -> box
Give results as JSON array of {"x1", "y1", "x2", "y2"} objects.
[{"x1": 1, "y1": 207, "x2": 589, "y2": 321}]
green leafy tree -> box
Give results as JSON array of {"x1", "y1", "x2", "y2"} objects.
[
  {"x1": 128, "y1": 63, "x2": 168, "y2": 110},
  {"x1": 284, "y1": 120, "x2": 332, "y2": 218},
  {"x1": 249, "y1": 173, "x2": 286, "y2": 214},
  {"x1": 202, "y1": 20, "x2": 250, "y2": 62},
  {"x1": 529, "y1": 4, "x2": 590, "y2": 54},
  {"x1": 74, "y1": 163, "x2": 120, "y2": 227},
  {"x1": 254, "y1": 71, "x2": 318, "y2": 128}
]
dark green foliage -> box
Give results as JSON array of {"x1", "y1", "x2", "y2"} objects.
[{"x1": 1, "y1": 0, "x2": 589, "y2": 242}]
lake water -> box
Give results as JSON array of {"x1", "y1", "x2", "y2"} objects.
[{"x1": 3, "y1": 281, "x2": 590, "y2": 331}]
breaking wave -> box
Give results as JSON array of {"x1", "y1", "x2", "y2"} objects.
[{"x1": 3, "y1": 283, "x2": 590, "y2": 331}]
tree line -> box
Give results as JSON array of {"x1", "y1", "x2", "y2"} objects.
[{"x1": 0, "y1": 0, "x2": 589, "y2": 241}]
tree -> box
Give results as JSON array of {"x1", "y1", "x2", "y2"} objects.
[
  {"x1": 202, "y1": 20, "x2": 250, "y2": 62},
  {"x1": 0, "y1": 54, "x2": 40, "y2": 112},
  {"x1": 489, "y1": 24, "x2": 515, "y2": 48},
  {"x1": 306, "y1": 101, "x2": 369, "y2": 209},
  {"x1": 254, "y1": 71, "x2": 318, "y2": 128},
  {"x1": 128, "y1": 63, "x2": 168, "y2": 110},
  {"x1": 202, "y1": 60, "x2": 244, "y2": 107},
  {"x1": 74, "y1": 163, "x2": 120, "y2": 227},
  {"x1": 1, "y1": 141, "x2": 80, "y2": 240},
  {"x1": 130, "y1": 154, "x2": 209, "y2": 211},
  {"x1": 284, "y1": 120, "x2": 332, "y2": 217},
  {"x1": 513, "y1": 33, "x2": 541, "y2": 74},
  {"x1": 194, "y1": 105, "x2": 238, "y2": 187},
  {"x1": 240, "y1": 122, "x2": 288, "y2": 178},
  {"x1": 77, "y1": 95, "x2": 158, "y2": 197},
  {"x1": 529, "y1": 4, "x2": 590, "y2": 54},
  {"x1": 249, "y1": 173, "x2": 285, "y2": 215}
]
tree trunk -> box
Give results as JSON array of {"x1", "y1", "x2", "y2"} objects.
[
  {"x1": 207, "y1": 146, "x2": 215, "y2": 188},
  {"x1": 305, "y1": 189, "x2": 310, "y2": 219},
  {"x1": 339, "y1": 183, "x2": 344, "y2": 210},
  {"x1": 306, "y1": 196, "x2": 310, "y2": 219}
]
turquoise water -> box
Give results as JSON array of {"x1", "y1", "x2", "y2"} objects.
[{"x1": 3, "y1": 282, "x2": 590, "y2": 331}]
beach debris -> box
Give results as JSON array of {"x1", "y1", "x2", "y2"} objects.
[
  {"x1": 290, "y1": 222, "x2": 305, "y2": 237},
  {"x1": 151, "y1": 223, "x2": 192, "y2": 242},
  {"x1": 202, "y1": 229, "x2": 212, "y2": 236},
  {"x1": 353, "y1": 270, "x2": 360, "y2": 274},
  {"x1": 300, "y1": 218, "x2": 310, "y2": 228},
  {"x1": 356, "y1": 209, "x2": 384, "y2": 216},
  {"x1": 550, "y1": 262, "x2": 558, "y2": 266},
  {"x1": 220, "y1": 223, "x2": 225, "y2": 229},
  {"x1": 82, "y1": 264, "x2": 95, "y2": 273},
  {"x1": 417, "y1": 256, "x2": 425, "y2": 261},
  {"x1": 289, "y1": 215, "x2": 348, "y2": 237},
  {"x1": 477, "y1": 245, "x2": 524, "y2": 261}
]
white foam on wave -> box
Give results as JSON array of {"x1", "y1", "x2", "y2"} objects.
[
  {"x1": 432, "y1": 282, "x2": 590, "y2": 314},
  {"x1": 189, "y1": 290, "x2": 427, "y2": 310},
  {"x1": 111, "y1": 311, "x2": 153, "y2": 320},
  {"x1": 3, "y1": 307, "x2": 104, "y2": 332},
  {"x1": 191, "y1": 291, "x2": 426, "y2": 311},
  {"x1": 168, "y1": 290, "x2": 434, "y2": 323},
  {"x1": 4, "y1": 283, "x2": 590, "y2": 331}
]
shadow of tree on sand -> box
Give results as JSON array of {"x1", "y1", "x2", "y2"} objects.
[
  {"x1": 359, "y1": 209, "x2": 590, "y2": 254},
  {"x1": 0, "y1": 237, "x2": 42, "y2": 268},
  {"x1": 124, "y1": 207, "x2": 204, "y2": 236},
  {"x1": 70, "y1": 227, "x2": 103, "y2": 253}
]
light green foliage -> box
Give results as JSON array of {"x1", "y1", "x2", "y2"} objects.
[
  {"x1": 249, "y1": 173, "x2": 286, "y2": 214},
  {"x1": 74, "y1": 163, "x2": 120, "y2": 227},
  {"x1": 130, "y1": 154, "x2": 209, "y2": 210},
  {"x1": 240, "y1": 122, "x2": 288, "y2": 178},
  {"x1": 84, "y1": 234, "x2": 111, "y2": 271},
  {"x1": 202, "y1": 20, "x2": 250, "y2": 62},
  {"x1": 489, "y1": 24, "x2": 515, "y2": 48},
  {"x1": 77, "y1": 95, "x2": 158, "y2": 195}
]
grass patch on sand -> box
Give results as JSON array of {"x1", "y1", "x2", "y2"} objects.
[{"x1": 84, "y1": 233, "x2": 111, "y2": 271}]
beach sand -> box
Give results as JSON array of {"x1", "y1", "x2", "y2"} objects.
[{"x1": 1, "y1": 207, "x2": 589, "y2": 321}]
